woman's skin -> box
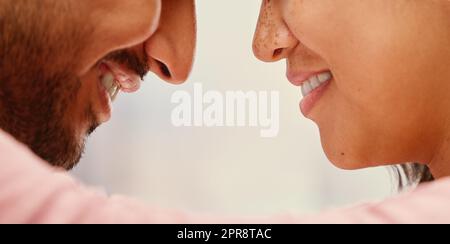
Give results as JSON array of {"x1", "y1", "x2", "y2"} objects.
[{"x1": 253, "y1": 0, "x2": 450, "y2": 178}]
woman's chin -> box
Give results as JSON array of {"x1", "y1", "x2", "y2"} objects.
[
  {"x1": 321, "y1": 142, "x2": 371, "y2": 170},
  {"x1": 326, "y1": 155, "x2": 363, "y2": 170},
  {"x1": 323, "y1": 146, "x2": 401, "y2": 170}
]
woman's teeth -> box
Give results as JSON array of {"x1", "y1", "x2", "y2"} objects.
[
  {"x1": 101, "y1": 72, "x2": 120, "y2": 101},
  {"x1": 301, "y1": 71, "x2": 332, "y2": 97}
]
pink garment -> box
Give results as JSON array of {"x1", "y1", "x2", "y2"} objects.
[{"x1": 0, "y1": 129, "x2": 449, "y2": 224}]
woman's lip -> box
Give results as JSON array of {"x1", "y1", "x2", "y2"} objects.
[
  {"x1": 300, "y1": 79, "x2": 331, "y2": 117},
  {"x1": 287, "y1": 70, "x2": 330, "y2": 86}
]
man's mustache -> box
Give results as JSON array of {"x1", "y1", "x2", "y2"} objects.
[{"x1": 103, "y1": 49, "x2": 149, "y2": 80}]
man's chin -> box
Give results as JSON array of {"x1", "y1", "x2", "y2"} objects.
[
  {"x1": 87, "y1": 122, "x2": 100, "y2": 137},
  {"x1": 61, "y1": 124, "x2": 99, "y2": 170},
  {"x1": 45, "y1": 137, "x2": 86, "y2": 170},
  {"x1": 30, "y1": 125, "x2": 90, "y2": 170},
  {"x1": 53, "y1": 106, "x2": 100, "y2": 170}
]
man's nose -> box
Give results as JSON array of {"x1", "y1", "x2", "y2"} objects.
[
  {"x1": 145, "y1": 33, "x2": 195, "y2": 84},
  {"x1": 144, "y1": 0, "x2": 196, "y2": 85}
]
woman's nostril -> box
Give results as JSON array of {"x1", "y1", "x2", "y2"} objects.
[
  {"x1": 156, "y1": 60, "x2": 171, "y2": 78},
  {"x1": 272, "y1": 48, "x2": 283, "y2": 59}
]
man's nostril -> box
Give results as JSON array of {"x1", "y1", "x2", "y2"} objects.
[{"x1": 156, "y1": 60, "x2": 171, "y2": 78}]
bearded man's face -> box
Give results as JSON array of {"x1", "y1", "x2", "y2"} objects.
[{"x1": 0, "y1": 0, "x2": 197, "y2": 169}]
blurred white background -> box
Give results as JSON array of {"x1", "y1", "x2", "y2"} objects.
[{"x1": 72, "y1": 0, "x2": 392, "y2": 216}]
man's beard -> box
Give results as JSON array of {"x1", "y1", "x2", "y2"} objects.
[
  {"x1": 0, "y1": 1, "x2": 149, "y2": 170},
  {"x1": 0, "y1": 61, "x2": 100, "y2": 169},
  {"x1": 0, "y1": 1, "x2": 97, "y2": 169}
]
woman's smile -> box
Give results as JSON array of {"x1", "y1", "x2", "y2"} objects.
[{"x1": 287, "y1": 70, "x2": 333, "y2": 117}]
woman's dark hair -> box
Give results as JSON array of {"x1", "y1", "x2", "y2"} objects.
[{"x1": 392, "y1": 163, "x2": 434, "y2": 191}]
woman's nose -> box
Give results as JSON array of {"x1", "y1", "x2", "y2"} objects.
[{"x1": 252, "y1": 0, "x2": 297, "y2": 63}]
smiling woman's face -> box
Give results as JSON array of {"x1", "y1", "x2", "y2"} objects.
[{"x1": 253, "y1": 0, "x2": 450, "y2": 169}]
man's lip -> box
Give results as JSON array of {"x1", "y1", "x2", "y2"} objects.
[
  {"x1": 95, "y1": 72, "x2": 113, "y2": 124},
  {"x1": 101, "y1": 61, "x2": 142, "y2": 93},
  {"x1": 287, "y1": 70, "x2": 330, "y2": 86},
  {"x1": 93, "y1": 61, "x2": 143, "y2": 125}
]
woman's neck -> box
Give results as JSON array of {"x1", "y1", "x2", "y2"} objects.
[{"x1": 430, "y1": 130, "x2": 450, "y2": 179}]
